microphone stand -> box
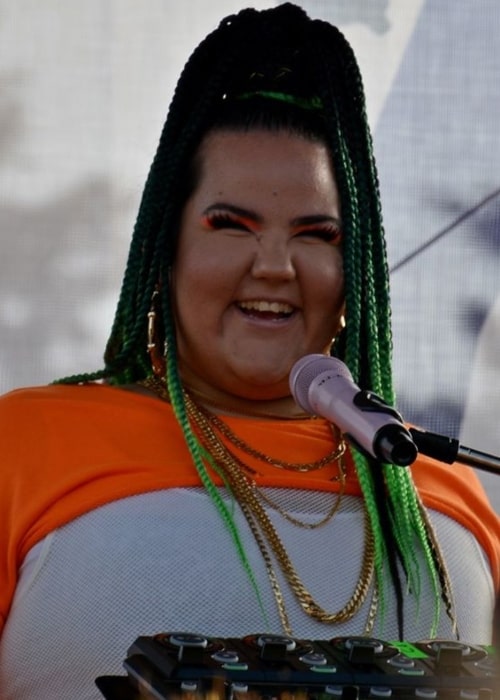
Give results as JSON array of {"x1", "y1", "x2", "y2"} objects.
[{"x1": 409, "y1": 428, "x2": 500, "y2": 476}]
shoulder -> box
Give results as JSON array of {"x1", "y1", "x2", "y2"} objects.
[
  {"x1": 0, "y1": 382, "x2": 104, "y2": 404},
  {"x1": 0, "y1": 382, "x2": 160, "y2": 411},
  {"x1": 410, "y1": 450, "x2": 495, "y2": 511},
  {"x1": 0, "y1": 383, "x2": 112, "y2": 420},
  {"x1": 0, "y1": 381, "x2": 183, "y2": 484},
  {"x1": 411, "y1": 451, "x2": 500, "y2": 589},
  {"x1": 0, "y1": 382, "x2": 174, "y2": 443}
]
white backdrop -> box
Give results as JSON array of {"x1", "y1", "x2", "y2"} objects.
[{"x1": 0, "y1": 0, "x2": 499, "y2": 510}]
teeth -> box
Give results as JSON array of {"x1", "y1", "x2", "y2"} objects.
[{"x1": 239, "y1": 300, "x2": 294, "y2": 314}]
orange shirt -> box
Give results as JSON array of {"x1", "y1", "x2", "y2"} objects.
[{"x1": 1, "y1": 383, "x2": 499, "y2": 631}]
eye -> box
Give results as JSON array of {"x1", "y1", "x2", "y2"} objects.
[
  {"x1": 203, "y1": 212, "x2": 251, "y2": 233},
  {"x1": 296, "y1": 226, "x2": 343, "y2": 245}
]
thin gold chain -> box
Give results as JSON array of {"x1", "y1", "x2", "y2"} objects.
[
  {"x1": 253, "y1": 482, "x2": 345, "y2": 530},
  {"x1": 191, "y1": 401, "x2": 346, "y2": 530},
  {"x1": 196, "y1": 398, "x2": 347, "y2": 472},
  {"x1": 141, "y1": 375, "x2": 346, "y2": 473}
]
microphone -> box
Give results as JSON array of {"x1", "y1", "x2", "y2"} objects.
[{"x1": 289, "y1": 354, "x2": 418, "y2": 466}]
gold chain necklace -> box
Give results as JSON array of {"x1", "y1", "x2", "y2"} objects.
[
  {"x1": 183, "y1": 390, "x2": 377, "y2": 635},
  {"x1": 138, "y1": 375, "x2": 378, "y2": 635},
  {"x1": 190, "y1": 392, "x2": 347, "y2": 473},
  {"x1": 140, "y1": 375, "x2": 347, "y2": 473},
  {"x1": 141, "y1": 375, "x2": 347, "y2": 523},
  {"x1": 185, "y1": 391, "x2": 347, "y2": 530}
]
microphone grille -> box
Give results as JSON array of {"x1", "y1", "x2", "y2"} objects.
[{"x1": 289, "y1": 354, "x2": 352, "y2": 412}]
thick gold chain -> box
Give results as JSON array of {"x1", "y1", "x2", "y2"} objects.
[{"x1": 182, "y1": 389, "x2": 377, "y2": 635}]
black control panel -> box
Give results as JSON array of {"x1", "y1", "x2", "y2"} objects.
[{"x1": 96, "y1": 632, "x2": 498, "y2": 699}]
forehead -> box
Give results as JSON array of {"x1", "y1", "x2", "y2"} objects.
[
  {"x1": 192, "y1": 129, "x2": 338, "y2": 203},
  {"x1": 198, "y1": 127, "x2": 330, "y2": 167}
]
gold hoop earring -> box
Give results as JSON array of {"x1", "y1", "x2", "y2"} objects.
[
  {"x1": 330, "y1": 315, "x2": 346, "y2": 354},
  {"x1": 147, "y1": 287, "x2": 166, "y2": 377}
]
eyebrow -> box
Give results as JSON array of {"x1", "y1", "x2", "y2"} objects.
[
  {"x1": 203, "y1": 202, "x2": 263, "y2": 223},
  {"x1": 203, "y1": 203, "x2": 342, "y2": 228},
  {"x1": 290, "y1": 214, "x2": 343, "y2": 229}
]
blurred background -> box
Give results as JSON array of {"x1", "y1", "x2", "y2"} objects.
[{"x1": 0, "y1": 0, "x2": 499, "y2": 510}]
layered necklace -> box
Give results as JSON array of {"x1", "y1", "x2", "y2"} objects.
[{"x1": 139, "y1": 375, "x2": 378, "y2": 635}]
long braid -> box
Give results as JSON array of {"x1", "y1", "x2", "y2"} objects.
[
  {"x1": 138, "y1": 32, "x2": 280, "y2": 621},
  {"x1": 56, "y1": 3, "x2": 455, "y2": 636},
  {"x1": 304, "y1": 25, "x2": 399, "y2": 629},
  {"x1": 305, "y1": 13, "x2": 454, "y2": 635}
]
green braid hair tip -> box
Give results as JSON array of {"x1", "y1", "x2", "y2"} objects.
[
  {"x1": 164, "y1": 343, "x2": 269, "y2": 628},
  {"x1": 199, "y1": 446, "x2": 238, "y2": 515},
  {"x1": 385, "y1": 470, "x2": 422, "y2": 592},
  {"x1": 385, "y1": 464, "x2": 446, "y2": 633},
  {"x1": 235, "y1": 90, "x2": 323, "y2": 111}
]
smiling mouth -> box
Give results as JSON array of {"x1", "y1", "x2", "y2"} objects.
[{"x1": 237, "y1": 300, "x2": 295, "y2": 320}]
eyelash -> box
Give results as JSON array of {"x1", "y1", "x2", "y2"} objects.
[
  {"x1": 299, "y1": 228, "x2": 342, "y2": 244},
  {"x1": 203, "y1": 212, "x2": 342, "y2": 244},
  {"x1": 204, "y1": 213, "x2": 250, "y2": 232}
]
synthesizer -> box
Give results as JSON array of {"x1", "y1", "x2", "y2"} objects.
[{"x1": 95, "y1": 632, "x2": 498, "y2": 699}]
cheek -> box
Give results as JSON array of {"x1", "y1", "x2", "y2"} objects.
[
  {"x1": 172, "y1": 265, "x2": 214, "y2": 324},
  {"x1": 306, "y1": 256, "x2": 345, "y2": 339},
  {"x1": 306, "y1": 249, "x2": 344, "y2": 304},
  {"x1": 171, "y1": 247, "x2": 234, "y2": 333},
  {"x1": 174, "y1": 234, "x2": 253, "y2": 300},
  {"x1": 173, "y1": 239, "x2": 218, "y2": 293}
]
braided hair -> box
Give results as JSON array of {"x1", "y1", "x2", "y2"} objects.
[{"x1": 59, "y1": 3, "x2": 455, "y2": 638}]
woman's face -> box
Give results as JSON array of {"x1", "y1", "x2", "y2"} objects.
[{"x1": 171, "y1": 129, "x2": 345, "y2": 402}]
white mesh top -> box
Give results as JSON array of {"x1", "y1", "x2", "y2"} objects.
[{"x1": 0, "y1": 488, "x2": 494, "y2": 700}]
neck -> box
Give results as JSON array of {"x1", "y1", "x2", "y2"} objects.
[
  {"x1": 136, "y1": 374, "x2": 311, "y2": 420},
  {"x1": 184, "y1": 383, "x2": 310, "y2": 420},
  {"x1": 176, "y1": 363, "x2": 313, "y2": 420}
]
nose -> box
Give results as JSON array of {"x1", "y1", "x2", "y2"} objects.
[{"x1": 250, "y1": 233, "x2": 296, "y2": 281}]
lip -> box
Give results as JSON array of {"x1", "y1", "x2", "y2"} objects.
[{"x1": 234, "y1": 299, "x2": 298, "y2": 325}]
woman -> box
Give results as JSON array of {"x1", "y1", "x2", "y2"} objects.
[{"x1": 0, "y1": 4, "x2": 498, "y2": 699}]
